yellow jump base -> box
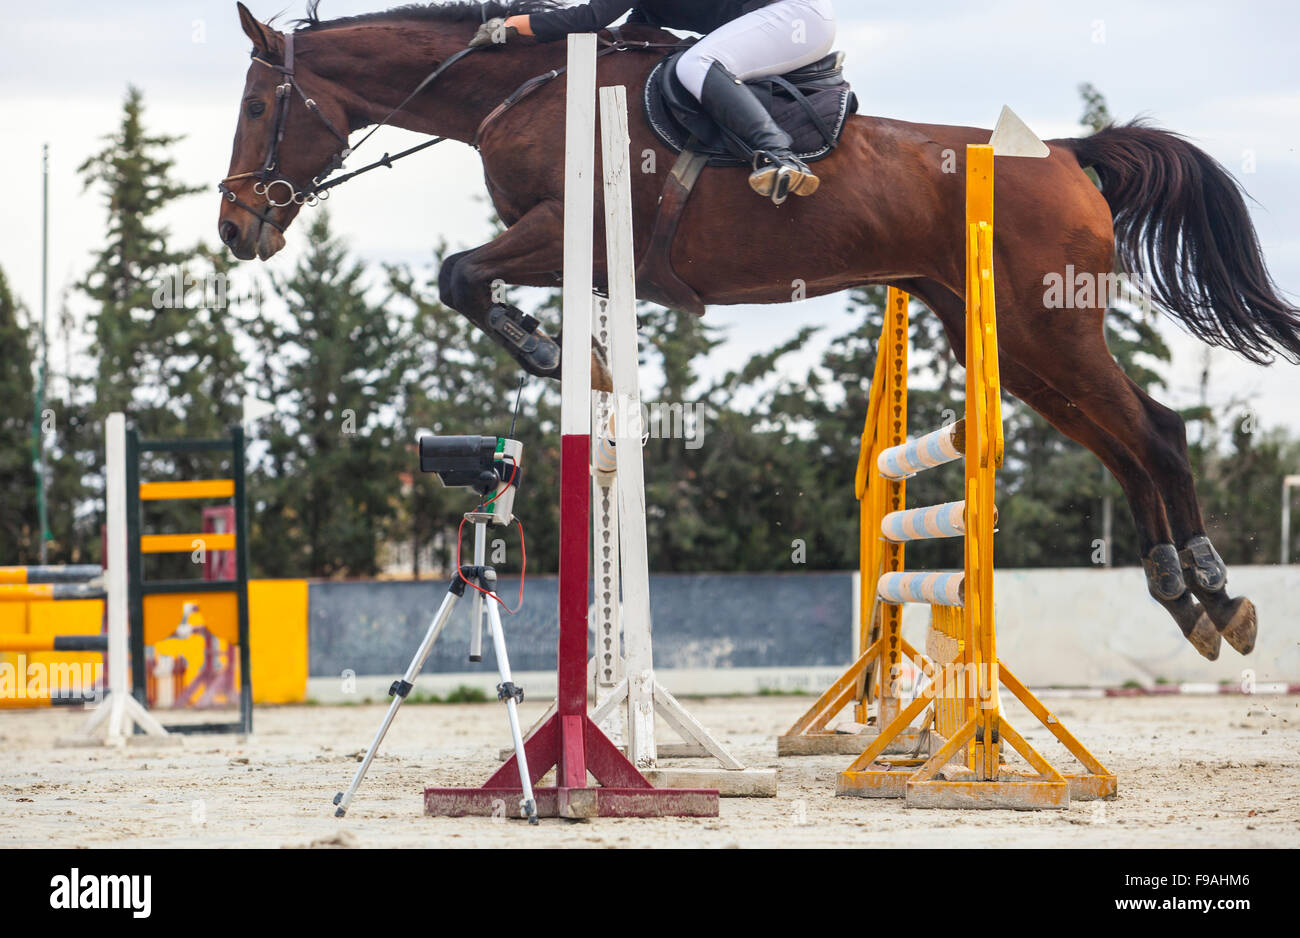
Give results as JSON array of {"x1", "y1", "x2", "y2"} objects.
[{"x1": 782, "y1": 130, "x2": 1117, "y2": 809}]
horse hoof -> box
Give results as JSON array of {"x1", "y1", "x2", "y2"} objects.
[
  {"x1": 1218, "y1": 597, "x2": 1257, "y2": 655},
  {"x1": 1184, "y1": 612, "x2": 1222, "y2": 661}
]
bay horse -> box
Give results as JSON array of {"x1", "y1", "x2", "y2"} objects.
[{"x1": 218, "y1": 1, "x2": 1300, "y2": 660}]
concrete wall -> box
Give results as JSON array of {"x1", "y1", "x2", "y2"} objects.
[
  {"x1": 975, "y1": 565, "x2": 1300, "y2": 687},
  {"x1": 305, "y1": 566, "x2": 1300, "y2": 700},
  {"x1": 308, "y1": 571, "x2": 853, "y2": 677}
]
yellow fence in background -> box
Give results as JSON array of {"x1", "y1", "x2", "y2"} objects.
[{"x1": 0, "y1": 579, "x2": 308, "y2": 708}]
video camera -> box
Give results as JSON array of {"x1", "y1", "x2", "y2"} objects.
[{"x1": 418, "y1": 434, "x2": 523, "y2": 526}]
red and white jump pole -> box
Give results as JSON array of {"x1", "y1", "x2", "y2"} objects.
[{"x1": 423, "y1": 34, "x2": 718, "y2": 819}]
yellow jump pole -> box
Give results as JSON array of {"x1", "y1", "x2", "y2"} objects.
[
  {"x1": 868, "y1": 288, "x2": 910, "y2": 727},
  {"x1": 0, "y1": 633, "x2": 108, "y2": 652},
  {"x1": 0, "y1": 584, "x2": 105, "y2": 602}
]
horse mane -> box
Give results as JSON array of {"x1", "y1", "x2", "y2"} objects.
[{"x1": 289, "y1": 0, "x2": 569, "y2": 31}]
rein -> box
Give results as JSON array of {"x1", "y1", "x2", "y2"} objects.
[
  {"x1": 471, "y1": 36, "x2": 682, "y2": 148},
  {"x1": 220, "y1": 31, "x2": 684, "y2": 232}
]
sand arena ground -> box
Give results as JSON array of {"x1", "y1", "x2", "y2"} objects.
[{"x1": 2, "y1": 693, "x2": 1296, "y2": 848}]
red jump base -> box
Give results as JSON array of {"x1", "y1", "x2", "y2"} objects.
[{"x1": 423, "y1": 713, "x2": 719, "y2": 819}]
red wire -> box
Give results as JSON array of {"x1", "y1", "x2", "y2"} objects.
[{"x1": 453, "y1": 459, "x2": 526, "y2": 615}]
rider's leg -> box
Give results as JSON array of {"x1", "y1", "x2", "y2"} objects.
[
  {"x1": 697, "y1": 63, "x2": 818, "y2": 203},
  {"x1": 675, "y1": 0, "x2": 838, "y2": 100},
  {"x1": 676, "y1": 0, "x2": 837, "y2": 203}
]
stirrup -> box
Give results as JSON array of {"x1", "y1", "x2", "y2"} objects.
[{"x1": 749, "y1": 152, "x2": 820, "y2": 205}]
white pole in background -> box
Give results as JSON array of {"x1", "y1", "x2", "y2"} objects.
[
  {"x1": 68, "y1": 413, "x2": 171, "y2": 745},
  {"x1": 1283, "y1": 476, "x2": 1300, "y2": 564}
]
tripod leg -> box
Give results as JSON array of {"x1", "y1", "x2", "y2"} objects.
[
  {"x1": 486, "y1": 599, "x2": 539, "y2": 824},
  {"x1": 469, "y1": 525, "x2": 486, "y2": 662},
  {"x1": 333, "y1": 588, "x2": 459, "y2": 817}
]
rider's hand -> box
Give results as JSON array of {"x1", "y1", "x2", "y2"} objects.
[{"x1": 469, "y1": 16, "x2": 530, "y2": 48}]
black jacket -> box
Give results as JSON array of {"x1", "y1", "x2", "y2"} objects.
[{"x1": 529, "y1": 1, "x2": 781, "y2": 42}]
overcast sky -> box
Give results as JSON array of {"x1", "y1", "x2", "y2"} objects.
[{"x1": 3, "y1": 1, "x2": 1297, "y2": 433}]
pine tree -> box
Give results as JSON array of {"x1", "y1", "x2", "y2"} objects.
[
  {"x1": 0, "y1": 267, "x2": 38, "y2": 560},
  {"x1": 78, "y1": 85, "x2": 244, "y2": 432},
  {"x1": 76, "y1": 85, "x2": 248, "y2": 572},
  {"x1": 250, "y1": 212, "x2": 408, "y2": 577},
  {"x1": 80, "y1": 88, "x2": 192, "y2": 416}
]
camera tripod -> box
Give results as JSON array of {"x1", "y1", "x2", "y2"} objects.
[{"x1": 333, "y1": 514, "x2": 538, "y2": 823}]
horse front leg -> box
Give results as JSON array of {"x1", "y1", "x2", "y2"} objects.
[{"x1": 438, "y1": 200, "x2": 612, "y2": 391}]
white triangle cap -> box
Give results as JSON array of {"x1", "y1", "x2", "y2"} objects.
[
  {"x1": 988, "y1": 106, "x2": 1050, "y2": 158},
  {"x1": 242, "y1": 395, "x2": 276, "y2": 428}
]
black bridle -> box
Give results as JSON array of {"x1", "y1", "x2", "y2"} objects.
[
  {"x1": 219, "y1": 29, "x2": 483, "y2": 233},
  {"x1": 219, "y1": 24, "x2": 681, "y2": 234},
  {"x1": 219, "y1": 32, "x2": 352, "y2": 232}
]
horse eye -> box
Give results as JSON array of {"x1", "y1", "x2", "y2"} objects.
[{"x1": 247, "y1": 100, "x2": 266, "y2": 118}]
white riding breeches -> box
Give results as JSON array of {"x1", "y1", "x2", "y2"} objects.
[{"x1": 674, "y1": 0, "x2": 838, "y2": 100}]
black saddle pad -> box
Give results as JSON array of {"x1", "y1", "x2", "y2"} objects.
[{"x1": 644, "y1": 50, "x2": 859, "y2": 167}]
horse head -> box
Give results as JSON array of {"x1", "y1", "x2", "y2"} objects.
[{"x1": 218, "y1": 3, "x2": 353, "y2": 260}]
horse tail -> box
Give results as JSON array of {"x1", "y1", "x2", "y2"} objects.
[{"x1": 1062, "y1": 121, "x2": 1300, "y2": 365}]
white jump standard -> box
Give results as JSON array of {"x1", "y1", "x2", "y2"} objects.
[{"x1": 423, "y1": 34, "x2": 721, "y2": 819}]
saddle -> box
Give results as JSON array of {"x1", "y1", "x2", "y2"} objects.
[
  {"x1": 645, "y1": 49, "x2": 858, "y2": 167},
  {"x1": 635, "y1": 45, "x2": 858, "y2": 313}
]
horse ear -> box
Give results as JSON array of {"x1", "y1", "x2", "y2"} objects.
[{"x1": 237, "y1": 2, "x2": 274, "y2": 54}]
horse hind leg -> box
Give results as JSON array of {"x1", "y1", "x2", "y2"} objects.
[
  {"x1": 1124, "y1": 376, "x2": 1257, "y2": 654},
  {"x1": 1142, "y1": 544, "x2": 1221, "y2": 659},
  {"x1": 897, "y1": 278, "x2": 1224, "y2": 659},
  {"x1": 1175, "y1": 533, "x2": 1256, "y2": 655},
  {"x1": 999, "y1": 361, "x2": 1223, "y2": 660},
  {"x1": 1043, "y1": 330, "x2": 1255, "y2": 655}
]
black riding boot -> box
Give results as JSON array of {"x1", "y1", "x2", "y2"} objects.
[{"x1": 699, "y1": 62, "x2": 820, "y2": 205}]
